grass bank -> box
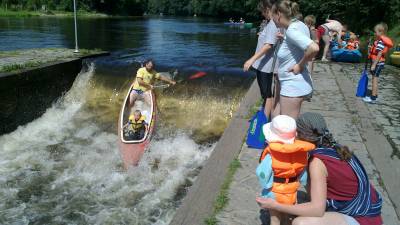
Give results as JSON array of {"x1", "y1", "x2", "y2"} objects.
[
  {"x1": 0, "y1": 48, "x2": 105, "y2": 73},
  {"x1": 0, "y1": 9, "x2": 108, "y2": 18}
]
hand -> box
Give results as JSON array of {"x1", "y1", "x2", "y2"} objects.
[
  {"x1": 276, "y1": 32, "x2": 284, "y2": 40},
  {"x1": 371, "y1": 65, "x2": 376, "y2": 72},
  {"x1": 243, "y1": 59, "x2": 254, "y2": 71},
  {"x1": 288, "y1": 63, "x2": 304, "y2": 75},
  {"x1": 170, "y1": 80, "x2": 176, "y2": 85},
  {"x1": 256, "y1": 197, "x2": 277, "y2": 209}
]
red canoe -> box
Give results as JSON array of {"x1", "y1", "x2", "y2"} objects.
[{"x1": 118, "y1": 86, "x2": 156, "y2": 169}]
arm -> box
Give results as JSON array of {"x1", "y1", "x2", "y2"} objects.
[
  {"x1": 243, "y1": 44, "x2": 273, "y2": 71},
  {"x1": 157, "y1": 73, "x2": 176, "y2": 85},
  {"x1": 289, "y1": 42, "x2": 319, "y2": 74},
  {"x1": 371, "y1": 51, "x2": 383, "y2": 71},
  {"x1": 256, "y1": 157, "x2": 327, "y2": 217}
]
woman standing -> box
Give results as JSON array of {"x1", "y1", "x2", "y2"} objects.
[
  {"x1": 256, "y1": 112, "x2": 383, "y2": 225},
  {"x1": 271, "y1": 0, "x2": 319, "y2": 119},
  {"x1": 244, "y1": 0, "x2": 279, "y2": 118}
]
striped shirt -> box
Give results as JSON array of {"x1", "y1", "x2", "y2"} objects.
[{"x1": 375, "y1": 40, "x2": 385, "y2": 65}]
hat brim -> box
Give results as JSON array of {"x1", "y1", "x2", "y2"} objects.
[{"x1": 263, "y1": 123, "x2": 295, "y2": 144}]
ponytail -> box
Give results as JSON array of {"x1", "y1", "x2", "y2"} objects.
[
  {"x1": 273, "y1": 0, "x2": 302, "y2": 20},
  {"x1": 319, "y1": 131, "x2": 353, "y2": 161}
]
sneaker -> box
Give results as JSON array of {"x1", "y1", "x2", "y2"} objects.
[
  {"x1": 321, "y1": 57, "x2": 329, "y2": 62},
  {"x1": 362, "y1": 96, "x2": 378, "y2": 104}
]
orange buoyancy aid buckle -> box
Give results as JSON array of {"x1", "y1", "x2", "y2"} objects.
[{"x1": 273, "y1": 176, "x2": 298, "y2": 184}]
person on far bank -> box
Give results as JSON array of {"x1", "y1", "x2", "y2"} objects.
[
  {"x1": 244, "y1": 0, "x2": 279, "y2": 118},
  {"x1": 317, "y1": 19, "x2": 343, "y2": 61},
  {"x1": 130, "y1": 59, "x2": 176, "y2": 107},
  {"x1": 271, "y1": 0, "x2": 319, "y2": 119},
  {"x1": 363, "y1": 23, "x2": 393, "y2": 104}
]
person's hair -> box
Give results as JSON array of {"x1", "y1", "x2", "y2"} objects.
[
  {"x1": 319, "y1": 132, "x2": 353, "y2": 161},
  {"x1": 143, "y1": 58, "x2": 154, "y2": 67},
  {"x1": 296, "y1": 112, "x2": 353, "y2": 161},
  {"x1": 260, "y1": 0, "x2": 275, "y2": 10},
  {"x1": 375, "y1": 22, "x2": 388, "y2": 34},
  {"x1": 350, "y1": 33, "x2": 357, "y2": 40},
  {"x1": 134, "y1": 110, "x2": 142, "y2": 115},
  {"x1": 304, "y1": 15, "x2": 316, "y2": 27},
  {"x1": 272, "y1": 0, "x2": 302, "y2": 20}
]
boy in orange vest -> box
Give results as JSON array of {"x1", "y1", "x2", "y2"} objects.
[
  {"x1": 363, "y1": 23, "x2": 393, "y2": 104},
  {"x1": 256, "y1": 115, "x2": 315, "y2": 225}
]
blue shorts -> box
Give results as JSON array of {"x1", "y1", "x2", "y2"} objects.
[
  {"x1": 132, "y1": 89, "x2": 144, "y2": 95},
  {"x1": 371, "y1": 64, "x2": 384, "y2": 78}
]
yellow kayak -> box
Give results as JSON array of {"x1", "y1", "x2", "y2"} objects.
[{"x1": 390, "y1": 44, "x2": 400, "y2": 66}]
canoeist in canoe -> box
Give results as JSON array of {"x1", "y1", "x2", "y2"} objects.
[
  {"x1": 129, "y1": 59, "x2": 176, "y2": 107},
  {"x1": 123, "y1": 110, "x2": 148, "y2": 140}
]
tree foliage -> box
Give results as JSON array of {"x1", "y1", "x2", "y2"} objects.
[{"x1": 0, "y1": 0, "x2": 399, "y2": 31}]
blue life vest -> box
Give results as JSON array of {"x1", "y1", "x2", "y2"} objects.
[{"x1": 310, "y1": 148, "x2": 382, "y2": 217}]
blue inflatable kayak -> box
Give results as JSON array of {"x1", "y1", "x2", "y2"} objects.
[{"x1": 330, "y1": 41, "x2": 362, "y2": 63}]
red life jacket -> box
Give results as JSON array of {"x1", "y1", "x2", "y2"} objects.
[{"x1": 369, "y1": 35, "x2": 393, "y2": 62}]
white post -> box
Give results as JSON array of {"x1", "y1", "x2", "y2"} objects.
[{"x1": 73, "y1": 0, "x2": 79, "y2": 53}]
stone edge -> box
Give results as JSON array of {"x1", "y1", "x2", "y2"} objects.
[{"x1": 170, "y1": 79, "x2": 260, "y2": 225}]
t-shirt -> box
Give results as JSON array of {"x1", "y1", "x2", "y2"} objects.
[
  {"x1": 314, "y1": 154, "x2": 383, "y2": 225},
  {"x1": 375, "y1": 40, "x2": 386, "y2": 66},
  {"x1": 324, "y1": 20, "x2": 343, "y2": 41},
  {"x1": 252, "y1": 20, "x2": 279, "y2": 73},
  {"x1": 132, "y1": 67, "x2": 160, "y2": 91},
  {"x1": 277, "y1": 20, "x2": 313, "y2": 96}
]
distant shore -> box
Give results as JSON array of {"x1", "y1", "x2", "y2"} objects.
[{"x1": 0, "y1": 9, "x2": 111, "y2": 18}]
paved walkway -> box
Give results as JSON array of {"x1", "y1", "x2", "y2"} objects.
[{"x1": 217, "y1": 62, "x2": 400, "y2": 225}]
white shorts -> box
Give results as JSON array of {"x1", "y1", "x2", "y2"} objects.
[
  {"x1": 343, "y1": 214, "x2": 360, "y2": 225},
  {"x1": 280, "y1": 79, "x2": 313, "y2": 97}
]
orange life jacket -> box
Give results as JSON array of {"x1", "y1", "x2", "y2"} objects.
[
  {"x1": 369, "y1": 35, "x2": 393, "y2": 62},
  {"x1": 346, "y1": 40, "x2": 359, "y2": 50},
  {"x1": 259, "y1": 140, "x2": 316, "y2": 204}
]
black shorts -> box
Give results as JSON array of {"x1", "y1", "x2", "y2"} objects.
[{"x1": 255, "y1": 70, "x2": 274, "y2": 102}]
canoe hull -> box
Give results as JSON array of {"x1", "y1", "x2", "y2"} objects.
[{"x1": 118, "y1": 87, "x2": 156, "y2": 168}]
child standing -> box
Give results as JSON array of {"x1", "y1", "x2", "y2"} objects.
[
  {"x1": 243, "y1": 0, "x2": 279, "y2": 118},
  {"x1": 363, "y1": 23, "x2": 393, "y2": 104}
]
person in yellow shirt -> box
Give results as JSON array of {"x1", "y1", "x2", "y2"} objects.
[{"x1": 130, "y1": 59, "x2": 176, "y2": 107}]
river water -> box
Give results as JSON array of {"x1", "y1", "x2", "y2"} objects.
[{"x1": 0, "y1": 17, "x2": 256, "y2": 224}]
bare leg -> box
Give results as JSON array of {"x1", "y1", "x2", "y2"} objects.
[
  {"x1": 292, "y1": 212, "x2": 354, "y2": 225},
  {"x1": 372, "y1": 76, "x2": 378, "y2": 97},
  {"x1": 143, "y1": 91, "x2": 152, "y2": 106},
  {"x1": 271, "y1": 78, "x2": 281, "y2": 119},
  {"x1": 264, "y1": 98, "x2": 273, "y2": 119},
  {"x1": 270, "y1": 209, "x2": 282, "y2": 225},
  {"x1": 129, "y1": 90, "x2": 139, "y2": 109},
  {"x1": 279, "y1": 96, "x2": 304, "y2": 119},
  {"x1": 322, "y1": 35, "x2": 331, "y2": 60}
]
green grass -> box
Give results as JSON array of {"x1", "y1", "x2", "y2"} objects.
[
  {"x1": 1, "y1": 61, "x2": 43, "y2": 72},
  {"x1": 246, "y1": 98, "x2": 264, "y2": 119},
  {"x1": 0, "y1": 48, "x2": 105, "y2": 73},
  {"x1": 0, "y1": 8, "x2": 108, "y2": 18},
  {"x1": 204, "y1": 159, "x2": 242, "y2": 225},
  {"x1": 0, "y1": 9, "x2": 41, "y2": 17}
]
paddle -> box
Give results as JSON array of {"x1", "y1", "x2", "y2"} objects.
[
  {"x1": 153, "y1": 70, "x2": 208, "y2": 89},
  {"x1": 356, "y1": 37, "x2": 371, "y2": 97}
]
